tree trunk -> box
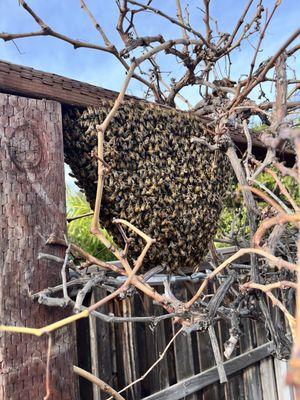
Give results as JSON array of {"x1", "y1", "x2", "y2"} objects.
[{"x1": 0, "y1": 94, "x2": 78, "y2": 399}]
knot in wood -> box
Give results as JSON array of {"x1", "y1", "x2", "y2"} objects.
[{"x1": 8, "y1": 124, "x2": 42, "y2": 172}]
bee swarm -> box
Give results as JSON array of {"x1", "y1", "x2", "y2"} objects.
[{"x1": 63, "y1": 99, "x2": 231, "y2": 272}]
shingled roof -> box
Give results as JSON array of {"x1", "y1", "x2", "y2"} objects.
[{"x1": 0, "y1": 59, "x2": 293, "y2": 158}]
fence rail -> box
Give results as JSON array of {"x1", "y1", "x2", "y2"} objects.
[{"x1": 142, "y1": 342, "x2": 274, "y2": 400}]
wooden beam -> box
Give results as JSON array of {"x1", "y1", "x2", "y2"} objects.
[
  {"x1": 0, "y1": 59, "x2": 122, "y2": 108},
  {"x1": 0, "y1": 93, "x2": 78, "y2": 399},
  {"x1": 141, "y1": 342, "x2": 274, "y2": 400},
  {"x1": 0, "y1": 60, "x2": 295, "y2": 160}
]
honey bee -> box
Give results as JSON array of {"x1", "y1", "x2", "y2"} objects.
[{"x1": 63, "y1": 97, "x2": 231, "y2": 272}]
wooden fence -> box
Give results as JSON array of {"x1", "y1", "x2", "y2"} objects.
[{"x1": 76, "y1": 280, "x2": 295, "y2": 400}]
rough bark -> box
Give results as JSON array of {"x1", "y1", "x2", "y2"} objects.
[{"x1": 0, "y1": 94, "x2": 78, "y2": 399}]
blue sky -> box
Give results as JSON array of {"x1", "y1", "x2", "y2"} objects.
[{"x1": 0, "y1": 0, "x2": 299, "y2": 103}]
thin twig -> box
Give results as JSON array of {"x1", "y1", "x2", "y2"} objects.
[
  {"x1": 61, "y1": 244, "x2": 72, "y2": 303},
  {"x1": 67, "y1": 211, "x2": 94, "y2": 222},
  {"x1": 241, "y1": 281, "x2": 296, "y2": 338},
  {"x1": 108, "y1": 327, "x2": 184, "y2": 399},
  {"x1": 43, "y1": 333, "x2": 52, "y2": 400},
  {"x1": 73, "y1": 365, "x2": 125, "y2": 400},
  {"x1": 185, "y1": 247, "x2": 298, "y2": 309}
]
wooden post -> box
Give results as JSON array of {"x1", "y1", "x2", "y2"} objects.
[{"x1": 0, "y1": 94, "x2": 78, "y2": 399}]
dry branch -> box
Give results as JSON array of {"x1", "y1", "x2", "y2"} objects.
[{"x1": 73, "y1": 366, "x2": 125, "y2": 400}]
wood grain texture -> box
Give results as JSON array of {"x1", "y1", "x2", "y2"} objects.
[
  {"x1": 172, "y1": 285, "x2": 197, "y2": 400},
  {"x1": 0, "y1": 93, "x2": 78, "y2": 399},
  {"x1": 255, "y1": 321, "x2": 278, "y2": 400},
  {"x1": 95, "y1": 288, "x2": 115, "y2": 400},
  {"x1": 274, "y1": 359, "x2": 294, "y2": 400},
  {"x1": 240, "y1": 319, "x2": 263, "y2": 400},
  {"x1": 141, "y1": 342, "x2": 274, "y2": 400}
]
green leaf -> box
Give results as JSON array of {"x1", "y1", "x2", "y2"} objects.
[{"x1": 66, "y1": 188, "x2": 115, "y2": 261}]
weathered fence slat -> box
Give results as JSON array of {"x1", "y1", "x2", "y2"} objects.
[
  {"x1": 274, "y1": 359, "x2": 294, "y2": 400},
  {"x1": 89, "y1": 292, "x2": 101, "y2": 400},
  {"x1": 240, "y1": 319, "x2": 263, "y2": 400},
  {"x1": 255, "y1": 320, "x2": 278, "y2": 400},
  {"x1": 141, "y1": 342, "x2": 274, "y2": 400},
  {"x1": 172, "y1": 285, "x2": 197, "y2": 400}
]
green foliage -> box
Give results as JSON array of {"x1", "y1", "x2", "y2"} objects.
[
  {"x1": 251, "y1": 124, "x2": 269, "y2": 132},
  {"x1": 216, "y1": 166, "x2": 299, "y2": 247},
  {"x1": 216, "y1": 206, "x2": 249, "y2": 247},
  {"x1": 254, "y1": 170, "x2": 299, "y2": 206},
  {"x1": 281, "y1": 175, "x2": 299, "y2": 204},
  {"x1": 66, "y1": 189, "x2": 115, "y2": 261}
]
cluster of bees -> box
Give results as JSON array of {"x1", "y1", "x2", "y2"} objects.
[{"x1": 63, "y1": 99, "x2": 231, "y2": 272}]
